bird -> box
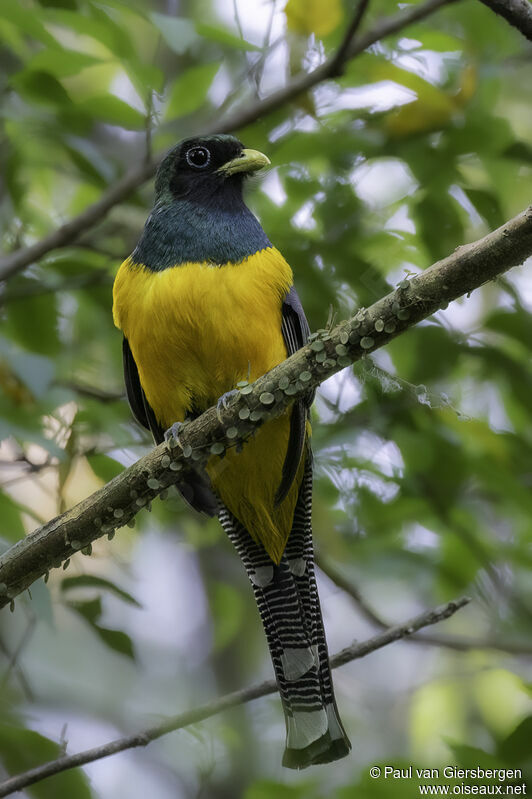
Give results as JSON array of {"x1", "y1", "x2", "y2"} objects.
[{"x1": 112, "y1": 134, "x2": 351, "y2": 768}]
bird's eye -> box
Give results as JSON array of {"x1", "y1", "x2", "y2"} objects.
[{"x1": 185, "y1": 146, "x2": 211, "y2": 169}]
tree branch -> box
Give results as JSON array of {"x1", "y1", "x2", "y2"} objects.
[
  {"x1": 317, "y1": 557, "x2": 532, "y2": 656},
  {"x1": 0, "y1": 204, "x2": 531, "y2": 608},
  {"x1": 0, "y1": 0, "x2": 458, "y2": 283},
  {"x1": 56, "y1": 381, "x2": 124, "y2": 403},
  {"x1": 478, "y1": 0, "x2": 532, "y2": 42},
  {"x1": 329, "y1": 0, "x2": 372, "y2": 76},
  {"x1": 0, "y1": 596, "x2": 470, "y2": 797}
]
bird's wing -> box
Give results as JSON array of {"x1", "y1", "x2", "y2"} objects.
[
  {"x1": 123, "y1": 336, "x2": 163, "y2": 439},
  {"x1": 122, "y1": 335, "x2": 218, "y2": 516},
  {"x1": 276, "y1": 286, "x2": 313, "y2": 506}
]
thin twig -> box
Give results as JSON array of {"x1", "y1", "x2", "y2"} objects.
[
  {"x1": 232, "y1": 0, "x2": 244, "y2": 40},
  {"x1": 252, "y1": 0, "x2": 278, "y2": 94},
  {"x1": 317, "y1": 557, "x2": 532, "y2": 656},
  {"x1": 329, "y1": 0, "x2": 372, "y2": 76},
  {"x1": 0, "y1": 203, "x2": 531, "y2": 607},
  {"x1": 0, "y1": 270, "x2": 111, "y2": 304},
  {"x1": 317, "y1": 556, "x2": 388, "y2": 628},
  {"x1": 0, "y1": 596, "x2": 470, "y2": 798},
  {"x1": 0, "y1": 616, "x2": 36, "y2": 697},
  {"x1": 0, "y1": 0, "x2": 459, "y2": 282},
  {"x1": 0, "y1": 639, "x2": 33, "y2": 701},
  {"x1": 56, "y1": 381, "x2": 124, "y2": 403}
]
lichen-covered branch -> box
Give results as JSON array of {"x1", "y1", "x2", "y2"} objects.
[
  {"x1": 0, "y1": 204, "x2": 531, "y2": 609},
  {"x1": 0, "y1": 596, "x2": 470, "y2": 797},
  {"x1": 0, "y1": 0, "x2": 457, "y2": 283}
]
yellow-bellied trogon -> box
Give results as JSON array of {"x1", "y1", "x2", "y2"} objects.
[{"x1": 112, "y1": 135, "x2": 351, "y2": 768}]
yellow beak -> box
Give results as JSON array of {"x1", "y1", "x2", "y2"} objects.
[{"x1": 217, "y1": 148, "x2": 271, "y2": 177}]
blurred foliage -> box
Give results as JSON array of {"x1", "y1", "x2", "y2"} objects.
[{"x1": 1, "y1": 0, "x2": 532, "y2": 797}]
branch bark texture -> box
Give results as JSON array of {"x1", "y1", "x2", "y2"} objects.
[
  {"x1": 0, "y1": 205, "x2": 531, "y2": 609},
  {"x1": 0, "y1": 0, "x2": 458, "y2": 282},
  {"x1": 0, "y1": 596, "x2": 470, "y2": 798}
]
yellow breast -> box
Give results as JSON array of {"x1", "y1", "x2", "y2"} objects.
[
  {"x1": 113, "y1": 247, "x2": 302, "y2": 563},
  {"x1": 113, "y1": 247, "x2": 293, "y2": 425}
]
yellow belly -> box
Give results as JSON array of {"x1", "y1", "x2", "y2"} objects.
[{"x1": 113, "y1": 247, "x2": 304, "y2": 562}]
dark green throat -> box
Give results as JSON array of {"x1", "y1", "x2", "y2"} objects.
[{"x1": 133, "y1": 186, "x2": 271, "y2": 270}]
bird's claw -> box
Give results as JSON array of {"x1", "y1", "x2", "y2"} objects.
[
  {"x1": 216, "y1": 389, "x2": 239, "y2": 421},
  {"x1": 164, "y1": 421, "x2": 185, "y2": 449}
]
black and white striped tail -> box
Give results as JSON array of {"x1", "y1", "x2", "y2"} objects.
[{"x1": 218, "y1": 454, "x2": 351, "y2": 769}]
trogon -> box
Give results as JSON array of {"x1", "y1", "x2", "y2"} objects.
[{"x1": 112, "y1": 135, "x2": 351, "y2": 768}]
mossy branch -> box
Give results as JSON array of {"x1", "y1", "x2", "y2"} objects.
[{"x1": 0, "y1": 205, "x2": 531, "y2": 609}]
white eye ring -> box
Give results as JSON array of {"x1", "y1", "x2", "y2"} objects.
[{"x1": 186, "y1": 147, "x2": 211, "y2": 169}]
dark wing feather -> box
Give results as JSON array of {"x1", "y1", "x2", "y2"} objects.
[
  {"x1": 275, "y1": 286, "x2": 312, "y2": 506},
  {"x1": 122, "y1": 336, "x2": 218, "y2": 517},
  {"x1": 123, "y1": 336, "x2": 163, "y2": 439}
]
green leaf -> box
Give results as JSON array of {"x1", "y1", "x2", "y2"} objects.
[
  {"x1": 498, "y1": 716, "x2": 532, "y2": 764},
  {"x1": 166, "y1": 62, "x2": 219, "y2": 119},
  {"x1": 503, "y1": 141, "x2": 532, "y2": 165},
  {"x1": 69, "y1": 596, "x2": 102, "y2": 624},
  {"x1": 0, "y1": 337, "x2": 56, "y2": 397},
  {"x1": 28, "y1": 578, "x2": 54, "y2": 626},
  {"x1": 11, "y1": 70, "x2": 72, "y2": 107},
  {"x1": 414, "y1": 192, "x2": 464, "y2": 262},
  {"x1": 76, "y1": 96, "x2": 146, "y2": 130},
  {"x1": 96, "y1": 627, "x2": 135, "y2": 659},
  {"x1": 87, "y1": 453, "x2": 124, "y2": 482},
  {"x1": 485, "y1": 309, "x2": 532, "y2": 350},
  {"x1": 212, "y1": 582, "x2": 245, "y2": 650},
  {"x1": 195, "y1": 22, "x2": 260, "y2": 51},
  {"x1": 126, "y1": 59, "x2": 165, "y2": 96},
  {"x1": 4, "y1": 290, "x2": 60, "y2": 356},
  {"x1": 408, "y1": 29, "x2": 464, "y2": 52},
  {"x1": 245, "y1": 780, "x2": 315, "y2": 799},
  {"x1": 463, "y1": 188, "x2": 504, "y2": 229},
  {"x1": 89, "y1": 4, "x2": 135, "y2": 59},
  {"x1": 1, "y1": 0, "x2": 58, "y2": 45},
  {"x1": 63, "y1": 136, "x2": 114, "y2": 186},
  {"x1": 151, "y1": 14, "x2": 260, "y2": 53},
  {"x1": 25, "y1": 48, "x2": 103, "y2": 78},
  {"x1": 41, "y1": 247, "x2": 109, "y2": 277},
  {"x1": 67, "y1": 598, "x2": 136, "y2": 659},
  {"x1": 285, "y1": 0, "x2": 343, "y2": 37},
  {"x1": 0, "y1": 723, "x2": 92, "y2": 799},
  {"x1": 61, "y1": 575, "x2": 142, "y2": 608},
  {"x1": 446, "y1": 742, "x2": 508, "y2": 772},
  {"x1": 337, "y1": 760, "x2": 415, "y2": 799},
  {"x1": 150, "y1": 13, "x2": 199, "y2": 54},
  {"x1": 37, "y1": 0, "x2": 77, "y2": 8},
  {"x1": 0, "y1": 491, "x2": 26, "y2": 542},
  {"x1": 46, "y1": 8, "x2": 134, "y2": 59}
]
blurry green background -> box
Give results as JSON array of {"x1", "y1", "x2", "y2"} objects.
[{"x1": 1, "y1": 0, "x2": 532, "y2": 796}]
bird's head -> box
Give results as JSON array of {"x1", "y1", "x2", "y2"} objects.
[{"x1": 154, "y1": 134, "x2": 270, "y2": 206}]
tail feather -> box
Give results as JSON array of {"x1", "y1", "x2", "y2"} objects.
[
  {"x1": 218, "y1": 452, "x2": 351, "y2": 769},
  {"x1": 282, "y1": 453, "x2": 351, "y2": 767}
]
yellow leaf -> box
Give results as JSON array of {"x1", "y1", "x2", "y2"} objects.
[
  {"x1": 285, "y1": 0, "x2": 343, "y2": 37},
  {"x1": 385, "y1": 96, "x2": 456, "y2": 137},
  {"x1": 380, "y1": 60, "x2": 476, "y2": 137},
  {"x1": 454, "y1": 63, "x2": 477, "y2": 108}
]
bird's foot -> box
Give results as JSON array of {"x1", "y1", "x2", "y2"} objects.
[
  {"x1": 216, "y1": 389, "x2": 239, "y2": 421},
  {"x1": 164, "y1": 421, "x2": 186, "y2": 449}
]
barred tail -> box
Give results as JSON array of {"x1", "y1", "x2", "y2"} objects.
[{"x1": 218, "y1": 454, "x2": 351, "y2": 769}]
